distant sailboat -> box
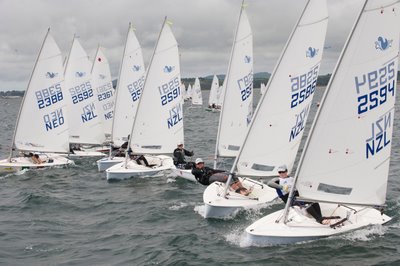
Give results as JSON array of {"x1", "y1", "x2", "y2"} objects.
[
  {"x1": 97, "y1": 23, "x2": 146, "y2": 171},
  {"x1": 191, "y1": 77, "x2": 203, "y2": 105},
  {"x1": 246, "y1": 0, "x2": 399, "y2": 245},
  {"x1": 186, "y1": 84, "x2": 193, "y2": 101},
  {"x1": 106, "y1": 18, "x2": 182, "y2": 180},
  {"x1": 0, "y1": 29, "x2": 74, "y2": 172},
  {"x1": 206, "y1": 75, "x2": 221, "y2": 111},
  {"x1": 91, "y1": 45, "x2": 115, "y2": 140},
  {"x1": 203, "y1": 0, "x2": 329, "y2": 218},
  {"x1": 64, "y1": 36, "x2": 106, "y2": 157},
  {"x1": 260, "y1": 83, "x2": 266, "y2": 95}
]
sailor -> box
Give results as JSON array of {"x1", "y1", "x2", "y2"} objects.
[
  {"x1": 191, "y1": 158, "x2": 251, "y2": 195},
  {"x1": 173, "y1": 141, "x2": 194, "y2": 169},
  {"x1": 267, "y1": 164, "x2": 329, "y2": 224}
]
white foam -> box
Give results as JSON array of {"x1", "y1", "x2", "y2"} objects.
[
  {"x1": 194, "y1": 204, "x2": 206, "y2": 218},
  {"x1": 340, "y1": 224, "x2": 386, "y2": 242},
  {"x1": 169, "y1": 202, "x2": 189, "y2": 210}
]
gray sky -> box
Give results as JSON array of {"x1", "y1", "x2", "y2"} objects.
[{"x1": 0, "y1": 0, "x2": 364, "y2": 91}]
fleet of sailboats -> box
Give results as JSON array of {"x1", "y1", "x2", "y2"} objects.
[
  {"x1": 2, "y1": 0, "x2": 399, "y2": 246},
  {"x1": 106, "y1": 18, "x2": 182, "y2": 180},
  {"x1": 246, "y1": 0, "x2": 400, "y2": 245},
  {"x1": 203, "y1": 0, "x2": 329, "y2": 218},
  {"x1": 97, "y1": 23, "x2": 146, "y2": 171}
]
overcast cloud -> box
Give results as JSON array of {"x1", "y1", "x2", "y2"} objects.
[{"x1": 0, "y1": 0, "x2": 364, "y2": 91}]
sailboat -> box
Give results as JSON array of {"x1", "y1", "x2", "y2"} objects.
[
  {"x1": 260, "y1": 83, "x2": 266, "y2": 95},
  {"x1": 106, "y1": 18, "x2": 182, "y2": 180},
  {"x1": 91, "y1": 45, "x2": 114, "y2": 140},
  {"x1": 245, "y1": 0, "x2": 399, "y2": 245},
  {"x1": 203, "y1": 0, "x2": 329, "y2": 218},
  {"x1": 0, "y1": 29, "x2": 74, "y2": 172},
  {"x1": 213, "y1": 1, "x2": 253, "y2": 164},
  {"x1": 186, "y1": 84, "x2": 193, "y2": 101},
  {"x1": 171, "y1": 1, "x2": 254, "y2": 182},
  {"x1": 64, "y1": 36, "x2": 106, "y2": 157},
  {"x1": 206, "y1": 75, "x2": 221, "y2": 112},
  {"x1": 191, "y1": 77, "x2": 203, "y2": 106},
  {"x1": 97, "y1": 23, "x2": 146, "y2": 171}
]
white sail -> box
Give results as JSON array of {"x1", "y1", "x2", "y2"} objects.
[
  {"x1": 111, "y1": 23, "x2": 145, "y2": 147},
  {"x1": 64, "y1": 37, "x2": 104, "y2": 145},
  {"x1": 208, "y1": 75, "x2": 219, "y2": 107},
  {"x1": 186, "y1": 84, "x2": 193, "y2": 99},
  {"x1": 216, "y1": 80, "x2": 226, "y2": 107},
  {"x1": 215, "y1": 6, "x2": 253, "y2": 158},
  {"x1": 296, "y1": 0, "x2": 400, "y2": 206},
  {"x1": 91, "y1": 46, "x2": 114, "y2": 138},
  {"x1": 236, "y1": 0, "x2": 328, "y2": 176},
  {"x1": 191, "y1": 77, "x2": 203, "y2": 105},
  {"x1": 181, "y1": 82, "x2": 187, "y2": 102},
  {"x1": 13, "y1": 30, "x2": 70, "y2": 153},
  {"x1": 129, "y1": 19, "x2": 183, "y2": 154},
  {"x1": 260, "y1": 83, "x2": 266, "y2": 95}
]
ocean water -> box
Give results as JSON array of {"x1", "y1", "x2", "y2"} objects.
[{"x1": 0, "y1": 88, "x2": 400, "y2": 265}]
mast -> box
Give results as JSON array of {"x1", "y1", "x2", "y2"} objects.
[
  {"x1": 213, "y1": 0, "x2": 245, "y2": 169},
  {"x1": 8, "y1": 28, "x2": 51, "y2": 161},
  {"x1": 281, "y1": 0, "x2": 368, "y2": 223}
]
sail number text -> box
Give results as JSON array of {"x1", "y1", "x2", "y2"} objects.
[
  {"x1": 35, "y1": 83, "x2": 63, "y2": 109},
  {"x1": 69, "y1": 82, "x2": 93, "y2": 104},
  {"x1": 97, "y1": 82, "x2": 113, "y2": 102},
  {"x1": 356, "y1": 60, "x2": 396, "y2": 114},
  {"x1": 159, "y1": 77, "x2": 180, "y2": 106},
  {"x1": 290, "y1": 65, "x2": 319, "y2": 108},
  {"x1": 237, "y1": 72, "x2": 253, "y2": 101},
  {"x1": 127, "y1": 76, "x2": 144, "y2": 102}
]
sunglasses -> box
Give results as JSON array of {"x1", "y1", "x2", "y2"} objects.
[{"x1": 278, "y1": 171, "x2": 287, "y2": 174}]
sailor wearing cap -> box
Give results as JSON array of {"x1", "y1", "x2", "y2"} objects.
[{"x1": 173, "y1": 141, "x2": 194, "y2": 169}]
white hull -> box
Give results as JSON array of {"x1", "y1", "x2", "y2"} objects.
[
  {"x1": 106, "y1": 155, "x2": 174, "y2": 180},
  {"x1": 205, "y1": 107, "x2": 221, "y2": 113},
  {"x1": 170, "y1": 168, "x2": 196, "y2": 182},
  {"x1": 0, "y1": 155, "x2": 74, "y2": 172},
  {"x1": 69, "y1": 150, "x2": 107, "y2": 157},
  {"x1": 245, "y1": 203, "x2": 392, "y2": 245},
  {"x1": 203, "y1": 178, "x2": 277, "y2": 219},
  {"x1": 97, "y1": 157, "x2": 125, "y2": 171}
]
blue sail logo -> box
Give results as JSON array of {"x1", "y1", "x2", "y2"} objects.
[
  {"x1": 244, "y1": 55, "x2": 251, "y2": 63},
  {"x1": 375, "y1": 36, "x2": 392, "y2": 51},
  {"x1": 75, "y1": 71, "x2": 86, "y2": 78},
  {"x1": 45, "y1": 72, "x2": 58, "y2": 79},
  {"x1": 306, "y1": 47, "x2": 318, "y2": 58},
  {"x1": 132, "y1": 65, "x2": 141, "y2": 72},
  {"x1": 163, "y1": 65, "x2": 175, "y2": 73}
]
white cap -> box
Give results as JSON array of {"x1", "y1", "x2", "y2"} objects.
[
  {"x1": 277, "y1": 165, "x2": 288, "y2": 172},
  {"x1": 195, "y1": 158, "x2": 204, "y2": 164},
  {"x1": 177, "y1": 141, "x2": 183, "y2": 146}
]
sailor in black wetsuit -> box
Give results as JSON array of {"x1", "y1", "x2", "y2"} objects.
[{"x1": 173, "y1": 141, "x2": 194, "y2": 169}]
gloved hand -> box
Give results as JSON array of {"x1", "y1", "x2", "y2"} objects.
[{"x1": 282, "y1": 184, "x2": 290, "y2": 193}]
